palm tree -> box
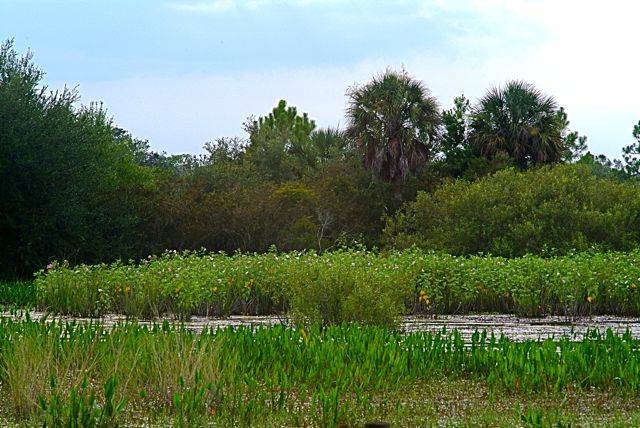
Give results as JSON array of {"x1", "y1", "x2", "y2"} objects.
[
  {"x1": 468, "y1": 80, "x2": 566, "y2": 169},
  {"x1": 346, "y1": 69, "x2": 441, "y2": 182}
]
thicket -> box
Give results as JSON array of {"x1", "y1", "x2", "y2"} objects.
[
  {"x1": 147, "y1": 154, "x2": 403, "y2": 255},
  {"x1": 0, "y1": 40, "x2": 153, "y2": 278},
  {"x1": 37, "y1": 249, "x2": 640, "y2": 322},
  {"x1": 387, "y1": 164, "x2": 640, "y2": 257}
]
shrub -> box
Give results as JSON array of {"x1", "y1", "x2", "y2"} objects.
[{"x1": 386, "y1": 164, "x2": 640, "y2": 257}]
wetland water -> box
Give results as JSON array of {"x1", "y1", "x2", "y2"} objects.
[{"x1": 5, "y1": 312, "x2": 640, "y2": 341}]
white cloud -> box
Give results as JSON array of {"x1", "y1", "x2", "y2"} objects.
[{"x1": 418, "y1": 0, "x2": 640, "y2": 153}]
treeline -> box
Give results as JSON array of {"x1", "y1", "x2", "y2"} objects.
[{"x1": 2, "y1": 40, "x2": 640, "y2": 278}]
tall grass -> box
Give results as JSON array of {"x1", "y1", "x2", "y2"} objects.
[
  {"x1": 0, "y1": 280, "x2": 37, "y2": 307},
  {"x1": 1, "y1": 319, "x2": 639, "y2": 426},
  {"x1": 36, "y1": 249, "x2": 640, "y2": 322}
]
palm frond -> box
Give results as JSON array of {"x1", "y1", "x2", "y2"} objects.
[
  {"x1": 346, "y1": 69, "x2": 441, "y2": 182},
  {"x1": 469, "y1": 80, "x2": 565, "y2": 168}
]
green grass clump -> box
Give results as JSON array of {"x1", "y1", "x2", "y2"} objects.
[
  {"x1": 0, "y1": 319, "x2": 639, "y2": 426},
  {"x1": 0, "y1": 280, "x2": 37, "y2": 307},
  {"x1": 35, "y1": 248, "x2": 640, "y2": 322}
]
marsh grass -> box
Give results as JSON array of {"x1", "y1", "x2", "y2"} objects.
[
  {"x1": 0, "y1": 280, "x2": 36, "y2": 307},
  {"x1": 0, "y1": 320, "x2": 224, "y2": 425},
  {"x1": 1, "y1": 319, "x2": 640, "y2": 426},
  {"x1": 35, "y1": 249, "x2": 640, "y2": 323}
]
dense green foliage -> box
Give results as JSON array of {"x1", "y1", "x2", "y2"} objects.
[
  {"x1": 36, "y1": 249, "x2": 419, "y2": 324},
  {"x1": 0, "y1": 40, "x2": 153, "y2": 278},
  {"x1": 0, "y1": 281, "x2": 36, "y2": 307},
  {"x1": 387, "y1": 164, "x2": 640, "y2": 257},
  {"x1": 417, "y1": 250, "x2": 640, "y2": 317},
  {"x1": 146, "y1": 155, "x2": 397, "y2": 254},
  {"x1": 434, "y1": 95, "x2": 475, "y2": 178},
  {"x1": 244, "y1": 99, "x2": 318, "y2": 181},
  {"x1": 36, "y1": 248, "x2": 640, "y2": 321},
  {"x1": 622, "y1": 120, "x2": 640, "y2": 177},
  {"x1": 0, "y1": 319, "x2": 639, "y2": 426}
]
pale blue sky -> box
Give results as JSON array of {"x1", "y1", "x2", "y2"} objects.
[{"x1": 2, "y1": 0, "x2": 639, "y2": 158}]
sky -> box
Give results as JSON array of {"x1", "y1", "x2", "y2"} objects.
[{"x1": 1, "y1": 0, "x2": 639, "y2": 158}]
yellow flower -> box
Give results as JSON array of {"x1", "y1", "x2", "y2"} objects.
[
  {"x1": 419, "y1": 290, "x2": 430, "y2": 305},
  {"x1": 124, "y1": 286, "x2": 131, "y2": 294},
  {"x1": 211, "y1": 287, "x2": 218, "y2": 293},
  {"x1": 631, "y1": 283, "x2": 637, "y2": 290},
  {"x1": 587, "y1": 296, "x2": 594, "y2": 303},
  {"x1": 175, "y1": 287, "x2": 181, "y2": 293}
]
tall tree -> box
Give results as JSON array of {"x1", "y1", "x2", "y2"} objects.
[
  {"x1": 0, "y1": 40, "x2": 151, "y2": 277},
  {"x1": 622, "y1": 120, "x2": 640, "y2": 177},
  {"x1": 346, "y1": 69, "x2": 441, "y2": 182},
  {"x1": 244, "y1": 100, "x2": 316, "y2": 181},
  {"x1": 436, "y1": 94, "x2": 475, "y2": 177},
  {"x1": 468, "y1": 80, "x2": 566, "y2": 169},
  {"x1": 556, "y1": 107, "x2": 588, "y2": 163}
]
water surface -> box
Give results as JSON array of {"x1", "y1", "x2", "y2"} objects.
[{"x1": 5, "y1": 311, "x2": 640, "y2": 341}]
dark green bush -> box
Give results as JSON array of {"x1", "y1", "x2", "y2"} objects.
[{"x1": 386, "y1": 164, "x2": 640, "y2": 257}]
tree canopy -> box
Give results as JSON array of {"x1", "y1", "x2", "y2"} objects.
[
  {"x1": 346, "y1": 69, "x2": 441, "y2": 182},
  {"x1": 0, "y1": 40, "x2": 152, "y2": 276},
  {"x1": 622, "y1": 120, "x2": 640, "y2": 177},
  {"x1": 468, "y1": 80, "x2": 566, "y2": 169},
  {"x1": 244, "y1": 99, "x2": 317, "y2": 181}
]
